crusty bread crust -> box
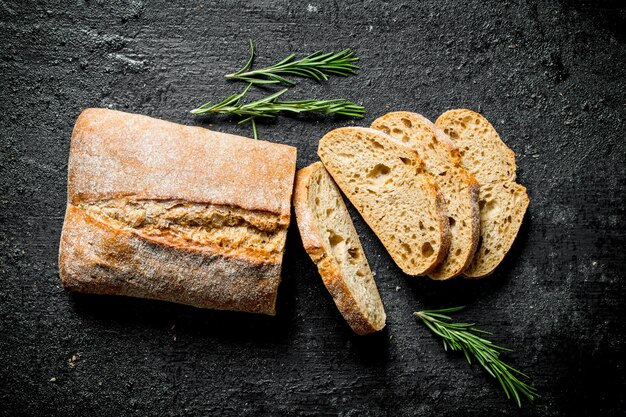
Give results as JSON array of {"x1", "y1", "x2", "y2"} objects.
[
  {"x1": 371, "y1": 112, "x2": 480, "y2": 279},
  {"x1": 60, "y1": 207, "x2": 282, "y2": 314},
  {"x1": 59, "y1": 108, "x2": 297, "y2": 314},
  {"x1": 69, "y1": 108, "x2": 295, "y2": 220},
  {"x1": 293, "y1": 162, "x2": 385, "y2": 335}
]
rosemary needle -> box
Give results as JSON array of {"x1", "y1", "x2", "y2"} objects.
[
  {"x1": 415, "y1": 306, "x2": 539, "y2": 407},
  {"x1": 225, "y1": 40, "x2": 360, "y2": 86}
]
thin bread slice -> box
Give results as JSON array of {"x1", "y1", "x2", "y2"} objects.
[
  {"x1": 293, "y1": 162, "x2": 386, "y2": 335},
  {"x1": 464, "y1": 181, "x2": 529, "y2": 277},
  {"x1": 436, "y1": 110, "x2": 517, "y2": 185},
  {"x1": 318, "y1": 127, "x2": 450, "y2": 276},
  {"x1": 435, "y1": 109, "x2": 529, "y2": 278},
  {"x1": 371, "y1": 112, "x2": 480, "y2": 280}
]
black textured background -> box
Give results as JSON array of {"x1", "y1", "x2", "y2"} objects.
[{"x1": 1, "y1": 1, "x2": 625, "y2": 416}]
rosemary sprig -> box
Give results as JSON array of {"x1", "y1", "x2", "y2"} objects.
[
  {"x1": 225, "y1": 40, "x2": 360, "y2": 85},
  {"x1": 191, "y1": 88, "x2": 365, "y2": 119},
  {"x1": 414, "y1": 307, "x2": 538, "y2": 407},
  {"x1": 191, "y1": 86, "x2": 365, "y2": 139}
]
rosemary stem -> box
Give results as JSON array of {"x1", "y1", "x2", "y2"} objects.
[{"x1": 415, "y1": 307, "x2": 538, "y2": 407}]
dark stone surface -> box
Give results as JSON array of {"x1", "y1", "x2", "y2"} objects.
[{"x1": 1, "y1": 1, "x2": 625, "y2": 416}]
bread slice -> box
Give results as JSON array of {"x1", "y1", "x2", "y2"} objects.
[
  {"x1": 371, "y1": 112, "x2": 480, "y2": 280},
  {"x1": 435, "y1": 109, "x2": 529, "y2": 278},
  {"x1": 318, "y1": 127, "x2": 450, "y2": 276},
  {"x1": 293, "y1": 162, "x2": 386, "y2": 335},
  {"x1": 463, "y1": 181, "x2": 529, "y2": 277}
]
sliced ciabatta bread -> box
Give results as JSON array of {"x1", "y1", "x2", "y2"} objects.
[
  {"x1": 463, "y1": 181, "x2": 529, "y2": 277},
  {"x1": 435, "y1": 109, "x2": 529, "y2": 278},
  {"x1": 293, "y1": 162, "x2": 386, "y2": 335},
  {"x1": 371, "y1": 112, "x2": 480, "y2": 280},
  {"x1": 436, "y1": 110, "x2": 517, "y2": 185},
  {"x1": 318, "y1": 127, "x2": 450, "y2": 276}
]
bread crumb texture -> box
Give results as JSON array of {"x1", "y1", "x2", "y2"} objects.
[{"x1": 318, "y1": 127, "x2": 449, "y2": 276}]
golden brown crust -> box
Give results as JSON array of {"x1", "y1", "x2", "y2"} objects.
[
  {"x1": 292, "y1": 163, "x2": 327, "y2": 260},
  {"x1": 293, "y1": 162, "x2": 385, "y2": 335},
  {"x1": 316, "y1": 256, "x2": 380, "y2": 336},
  {"x1": 458, "y1": 182, "x2": 481, "y2": 273},
  {"x1": 424, "y1": 189, "x2": 452, "y2": 275},
  {"x1": 59, "y1": 207, "x2": 281, "y2": 314},
  {"x1": 69, "y1": 108, "x2": 296, "y2": 221},
  {"x1": 59, "y1": 109, "x2": 297, "y2": 314}
]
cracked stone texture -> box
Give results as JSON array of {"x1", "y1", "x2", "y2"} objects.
[{"x1": 1, "y1": 1, "x2": 625, "y2": 416}]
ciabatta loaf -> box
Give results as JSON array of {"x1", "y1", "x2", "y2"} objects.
[
  {"x1": 435, "y1": 109, "x2": 529, "y2": 278},
  {"x1": 59, "y1": 108, "x2": 297, "y2": 314},
  {"x1": 372, "y1": 112, "x2": 480, "y2": 280},
  {"x1": 293, "y1": 162, "x2": 386, "y2": 335},
  {"x1": 318, "y1": 127, "x2": 450, "y2": 276}
]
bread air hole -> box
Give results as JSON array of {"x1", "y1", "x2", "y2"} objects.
[
  {"x1": 370, "y1": 139, "x2": 384, "y2": 149},
  {"x1": 367, "y1": 163, "x2": 391, "y2": 180},
  {"x1": 480, "y1": 200, "x2": 496, "y2": 215},
  {"x1": 401, "y1": 243, "x2": 412, "y2": 254},
  {"x1": 347, "y1": 247, "x2": 361, "y2": 265},
  {"x1": 401, "y1": 118, "x2": 412, "y2": 128},
  {"x1": 421, "y1": 242, "x2": 434, "y2": 257},
  {"x1": 392, "y1": 128, "x2": 404, "y2": 138},
  {"x1": 448, "y1": 216, "x2": 456, "y2": 228},
  {"x1": 329, "y1": 232, "x2": 344, "y2": 247},
  {"x1": 399, "y1": 157, "x2": 411, "y2": 165}
]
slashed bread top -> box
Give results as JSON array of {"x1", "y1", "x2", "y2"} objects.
[{"x1": 68, "y1": 108, "x2": 297, "y2": 220}]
